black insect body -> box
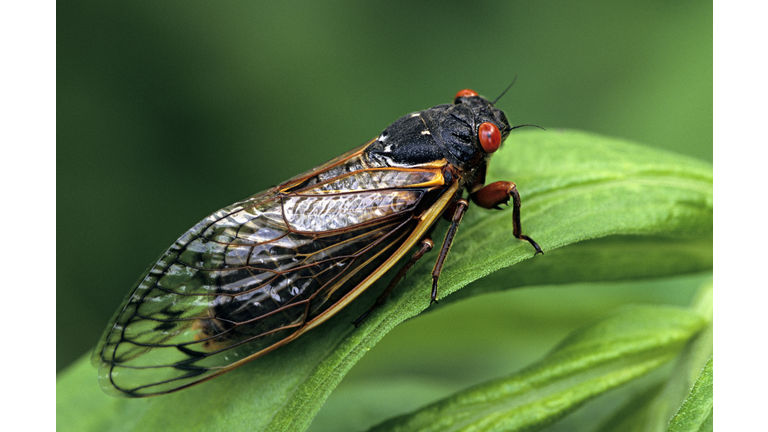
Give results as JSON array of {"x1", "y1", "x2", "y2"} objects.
[{"x1": 93, "y1": 89, "x2": 542, "y2": 397}]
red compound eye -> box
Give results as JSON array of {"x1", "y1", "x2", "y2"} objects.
[
  {"x1": 478, "y1": 122, "x2": 501, "y2": 153},
  {"x1": 454, "y1": 89, "x2": 479, "y2": 103}
]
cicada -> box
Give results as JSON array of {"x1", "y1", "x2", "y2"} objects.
[{"x1": 93, "y1": 88, "x2": 542, "y2": 397}]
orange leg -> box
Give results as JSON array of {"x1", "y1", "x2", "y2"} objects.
[{"x1": 471, "y1": 181, "x2": 543, "y2": 255}]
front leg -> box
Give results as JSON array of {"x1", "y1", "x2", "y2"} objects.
[{"x1": 471, "y1": 181, "x2": 543, "y2": 255}]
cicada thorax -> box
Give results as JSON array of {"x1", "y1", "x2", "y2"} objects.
[
  {"x1": 94, "y1": 89, "x2": 538, "y2": 397},
  {"x1": 365, "y1": 95, "x2": 511, "y2": 185}
]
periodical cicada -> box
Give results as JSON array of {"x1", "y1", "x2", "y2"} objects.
[{"x1": 92, "y1": 88, "x2": 543, "y2": 397}]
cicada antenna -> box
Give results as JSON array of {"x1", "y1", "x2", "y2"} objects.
[
  {"x1": 491, "y1": 76, "x2": 518, "y2": 106},
  {"x1": 508, "y1": 124, "x2": 546, "y2": 132}
]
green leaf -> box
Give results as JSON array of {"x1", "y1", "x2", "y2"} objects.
[
  {"x1": 666, "y1": 358, "x2": 713, "y2": 432},
  {"x1": 56, "y1": 130, "x2": 712, "y2": 432},
  {"x1": 595, "y1": 282, "x2": 713, "y2": 432},
  {"x1": 440, "y1": 130, "x2": 712, "y2": 302},
  {"x1": 365, "y1": 304, "x2": 707, "y2": 432}
]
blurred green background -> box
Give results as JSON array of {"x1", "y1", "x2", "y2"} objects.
[{"x1": 58, "y1": 0, "x2": 711, "y2": 429}]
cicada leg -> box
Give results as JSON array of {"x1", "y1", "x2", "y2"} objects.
[
  {"x1": 430, "y1": 198, "x2": 470, "y2": 304},
  {"x1": 471, "y1": 181, "x2": 543, "y2": 255},
  {"x1": 353, "y1": 237, "x2": 435, "y2": 327}
]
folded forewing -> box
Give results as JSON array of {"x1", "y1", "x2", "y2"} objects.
[{"x1": 93, "y1": 158, "x2": 447, "y2": 397}]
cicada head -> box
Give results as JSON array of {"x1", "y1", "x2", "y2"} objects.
[{"x1": 449, "y1": 89, "x2": 512, "y2": 161}]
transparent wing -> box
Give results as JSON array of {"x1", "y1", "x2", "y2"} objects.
[{"x1": 93, "y1": 151, "x2": 448, "y2": 397}]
